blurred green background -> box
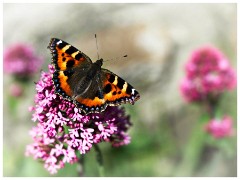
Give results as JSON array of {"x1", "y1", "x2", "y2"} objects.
[{"x1": 3, "y1": 3, "x2": 237, "y2": 177}]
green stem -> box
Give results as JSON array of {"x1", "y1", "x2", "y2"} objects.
[
  {"x1": 175, "y1": 114, "x2": 209, "y2": 176},
  {"x1": 8, "y1": 95, "x2": 19, "y2": 117},
  {"x1": 77, "y1": 155, "x2": 84, "y2": 177},
  {"x1": 93, "y1": 144, "x2": 105, "y2": 177}
]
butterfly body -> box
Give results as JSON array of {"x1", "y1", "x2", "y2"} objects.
[
  {"x1": 69, "y1": 59, "x2": 103, "y2": 99},
  {"x1": 49, "y1": 38, "x2": 140, "y2": 114}
]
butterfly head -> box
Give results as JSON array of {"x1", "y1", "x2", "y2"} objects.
[{"x1": 96, "y1": 58, "x2": 103, "y2": 67}]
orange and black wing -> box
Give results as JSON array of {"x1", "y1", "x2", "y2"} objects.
[
  {"x1": 48, "y1": 38, "x2": 92, "y2": 99},
  {"x1": 73, "y1": 69, "x2": 140, "y2": 114},
  {"x1": 101, "y1": 69, "x2": 140, "y2": 106}
]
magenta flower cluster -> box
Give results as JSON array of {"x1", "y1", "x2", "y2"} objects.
[
  {"x1": 180, "y1": 45, "x2": 236, "y2": 139},
  {"x1": 26, "y1": 65, "x2": 132, "y2": 174},
  {"x1": 4, "y1": 43, "x2": 43, "y2": 77},
  {"x1": 180, "y1": 45, "x2": 236, "y2": 102},
  {"x1": 205, "y1": 116, "x2": 234, "y2": 139}
]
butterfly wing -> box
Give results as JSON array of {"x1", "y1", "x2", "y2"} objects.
[
  {"x1": 73, "y1": 68, "x2": 140, "y2": 114},
  {"x1": 49, "y1": 38, "x2": 92, "y2": 70},
  {"x1": 49, "y1": 38, "x2": 92, "y2": 99},
  {"x1": 101, "y1": 69, "x2": 140, "y2": 106}
]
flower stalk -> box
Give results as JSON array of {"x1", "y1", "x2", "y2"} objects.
[
  {"x1": 93, "y1": 144, "x2": 104, "y2": 177},
  {"x1": 77, "y1": 155, "x2": 84, "y2": 177}
]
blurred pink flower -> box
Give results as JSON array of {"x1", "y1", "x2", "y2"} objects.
[
  {"x1": 26, "y1": 65, "x2": 132, "y2": 174},
  {"x1": 9, "y1": 83, "x2": 23, "y2": 97},
  {"x1": 180, "y1": 45, "x2": 236, "y2": 102},
  {"x1": 4, "y1": 43, "x2": 43, "y2": 77},
  {"x1": 205, "y1": 116, "x2": 234, "y2": 138}
]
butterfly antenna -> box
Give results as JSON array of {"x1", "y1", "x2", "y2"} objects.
[
  {"x1": 104, "y1": 55, "x2": 128, "y2": 62},
  {"x1": 95, "y1": 34, "x2": 100, "y2": 60}
]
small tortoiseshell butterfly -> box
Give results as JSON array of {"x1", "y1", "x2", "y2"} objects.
[{"x1": 48, "y1": 38, "x2": 140, "y2": 114}]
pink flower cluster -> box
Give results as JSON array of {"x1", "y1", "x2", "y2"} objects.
[
  {"x1": 26, "y1": 65, "x2": 132, "y2": 174},
  {"x1": 205, "y1": 116, "x2": 234, "y2": 138},
  {"x1": 180, "y1": 46, "x2": 236, "y2": 102},
  {"x1": 4, "y1": 43, "x2": 43, "y2": 77}
]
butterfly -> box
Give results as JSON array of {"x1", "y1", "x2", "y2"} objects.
[{"x1": 48, "y1": 38, "x2": 140, "y2": 114}]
